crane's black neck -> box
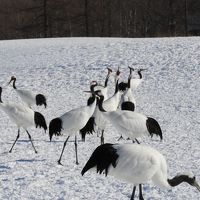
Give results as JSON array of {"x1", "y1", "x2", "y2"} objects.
[
  {"x1": 168, "y1": 174, "x2": 194, "y2": 187},
  {"x1": 0, "y1": 87, "x2": 2, "y2": 103},
  {"x1": 12, "y1": 78, "x2": 17, "y2": 89},
  {"x1": 127, "y1": 74, "x2": 131, "y2": 88},
  {"x1": 104, "y1": 74, "x2": 110, "y2": 87},
  {"x1": 97, "y1": 95, "x2": 106, "y2": 112},
  {"x1": 138, "y1": 70, "x2": 142, "y2": 79},
  {"x1": 88, "y1": 95, "x2": 95, "y2": 105},
  {"x1": 90, "y1": 83, "x2": 96, "y2": 93},
  {"x1": 114, "y1": 79, "x2": 119, "y2": 94},
  {"x1": 87, "y1": 96, "x2": 94, "y2": 106},
  {"x1": 88, "y1": 84, "x2": 97, "y2": 105},
  {"x1": 129, "y1": 67, "x2": 133, "y2": 75}
]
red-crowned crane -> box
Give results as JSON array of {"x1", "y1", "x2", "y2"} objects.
[
  {"x1": 95, "y1": 90, "x2": 163, "y2": 143},
  {"x1": 130, "y1": 68, "x2": 147, "y2": 91},
  {"x1": 0, "y1": 87, "x2": 47, "y2": 153},
  {"x1": 94, "y1": 68, "x2": 121, "y2": 144},
  {"x1": 94, "y1": 67, "x2": 112, "y2": 101},
  {"x1": 119, "y1": 67, "x2": 147, "y2": 140},
  {"x1": 49, "y1": 81, "x2": 98, "y2": 165},
  {"x1": 80, "y1": 67, "x2": 113, "y2": 141},
  {"x1": 8, "y1": 76, "x2": 47, "y2": 108},
  {"x1": 118, "y1": 67, "x2": 147, "y2": 92},
  {"x1": 82, "y1": 143, "x2": 200, "y2": 200},
  {"x1": 120, "y1": 67, "x2": 136, "y2": 112}
]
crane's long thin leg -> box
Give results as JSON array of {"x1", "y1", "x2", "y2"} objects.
[
  {"x1": 74, "y1": 135, "x2": 79, "y2": 165},
  {"x1": 117, "y1": 135, "x2": 124, "y2": 141},
  {"x1": 100, "y1": 130, "x2": 104, "y2": 145},
  {"x1": 130, "y1": 141, "x2": 141, "y2": 199},
  {"x1": 139, "y1": 184, "x2": 144, "y2": 200},
  {"x1": 26, "y1": 130, "x2": 37, "y2": 154},
  {"x1": 130, "y1": 186, "x2": 136, "y2": 200},
  {"x1": 58, "y1": 136, "x2": 70, "y2": 165},
  {"x1": 97, "y1": 128, "x2": 100, "y2": 137},
  {"x1": 9, "y1": 129, "x2": 20, "y2": 153},
  {"x1": 131, "y1": 140, "x2": 142, "y2": 199},
  {"x1": 135, "y1": 139, "x2": 140, "y2": 144}
]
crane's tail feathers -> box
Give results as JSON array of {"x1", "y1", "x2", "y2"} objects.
[
  {"x1": 121, "y1": 101, "x2": 135, "y2": 111},
  {"x1": 118, "y1": 82, "x2": 128, "y2": 92},
  {"x1": 81, "y1": 143, "x2": 119, "y2": 177},
  {"x1": 146, "y1": 117, "x2": 163, "y2": 140},
  {"x1": 49, "y1": 118, "x2": 62, "y2": 141},
  {"x1": 34, "y1": 112, "x2": 47, "y2": 132},
  {"x1": 80, "y1": 117, "x2": 95, "y2": 142},
  {"x1": 36, "y1": 94, "x2": 47, "y2": 108}
]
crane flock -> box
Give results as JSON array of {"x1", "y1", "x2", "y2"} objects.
[{"x1": 0, "y1": 68, "x2": 199, "y2": 200}]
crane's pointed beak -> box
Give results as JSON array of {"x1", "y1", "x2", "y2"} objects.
[
  {"x1": 193, "y1": 181, "x2": 200, "y2": 192},
  {"x1": 7, "y1": 80, "x2": 12, "y2": 86},
  {"x1": 128, "y1": 66, "x2": 134, "y2": 71},
  {"x1": 84, "y1": 91, "x2": 92, "y2": 93},
  {"x1": 140, "y1": 68, "x2": 148, "y2": 71},
  {"x1": 107, "y1": 67, "x2": 112, "y2": 74}
]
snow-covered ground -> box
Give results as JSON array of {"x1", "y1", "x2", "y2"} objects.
[{"x1": 0, "y1": 37, "x2": 200, "y2": 199}]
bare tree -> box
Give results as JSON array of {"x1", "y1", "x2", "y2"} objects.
[
  {"x1": 84, "y1": 0, "x2": 89, "y2": 36},
  {"x1": 184, "y1": 0, "x2": 188, "y2": 36},
  {"x1": 0, "y1": 0, "x2": 200, "y2": 39}
]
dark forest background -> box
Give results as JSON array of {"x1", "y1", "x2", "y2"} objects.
[{"x1": 0, "y1": 0, "x2": 200, "y2": 40}]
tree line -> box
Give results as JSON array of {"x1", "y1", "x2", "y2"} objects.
[{"x1": 0, "y1": 0, "x2": 200, "y2": 40}]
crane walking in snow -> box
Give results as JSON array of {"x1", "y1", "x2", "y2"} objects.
[
  {"x1": 49, "y1": 81, "x2": 98, "y2": 165},
  {"x1": 94, "y1": 68, "x2": 121, "y2": 144},
  {"x1": 120, "y1": 66, "x2": 136, "y2": 112},
  {"x1": 0, "y1": 87, "x2": 47, "y2": 153},
  {"x1": 118, "y1": 67, "x2": 147, "y2": 141},
  {"x1": 94, "y1": 67, "x2": 112, "y2": 101},
  {"x1": 79, "y1": 67, "x2": 112, "y2": 141},
  {"x1": 95, "y1": 90, "x2": 163, "y2": 143},
  {"x1": 8, "y1": 76, "x2": 47, "y2": 108},
  {"x1": 118, "y1": 67, "x2": 147, "y2": 92},
  {"x1": 82, "y1": 143, "x2": 200, "y2": 200}
]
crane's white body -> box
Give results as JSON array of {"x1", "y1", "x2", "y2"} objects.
[
  {"x1": 103, "y1": 91, "x2": 120, "y2": 111},
  {"x1": 0, "y1": 86, "x2": 47, "y2": 153},
  {"x1": 59, "y1": 98, "x2": 96, "y2": 136},
  {"x1": 8, "y1": 76, "x2": 46, "y2": 108},
  {"x1": 0, "y1": 102, "x2": 34, "y2": 129},
  {"x1": 49, "y1": 85, "x2": 97, "y2": 165},
  {"x1": 109, "y1": 144, "x2": 169, "y2": 189},
  {"x1": 103, "y1": 110, "x2": 148, "y2": 139},
  {"x1": 15, "y1": 89, "x2": 36, "y2": 107},
  {"x1": 121, "y1": 88, "x2": 136, "y2": 106},
  {"x1": 82, "y1": 143, "x2": 200, "y2": 199},
  {"x1": 94, "y1": 72, "x2": 121, "y2": 132},
  {"x1": 93, "y1": 107, "x2": 106, "y2": 131},
  {"x1": 92, "y1": 84, "x2": 109, "y2": 131},
  {"x1": 94, "y1": 88, "x2": 120, "y2": 132},
  {"x1": 120, "y1": 77, "x2": 137, "y2": 110}
]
